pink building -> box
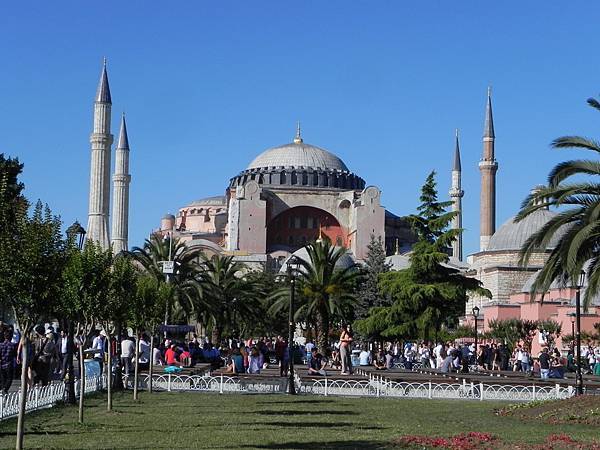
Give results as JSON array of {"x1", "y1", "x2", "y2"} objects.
[{"x1": 471, "y1": 283, "x2": 599, "y2": 355}]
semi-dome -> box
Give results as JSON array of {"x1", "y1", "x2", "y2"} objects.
[
  {"x1": 188, "y1": 195, "x2": 226, "y2": 207},
  {"x1": 487, "y1": 209, "x2": 561, "y2": 251},
  {"x1": 279, "y1": 246, "x2": 356, "y2": 273},
  {"x1": 247, "y1": 141, "x2": 349, "y2": 171}
]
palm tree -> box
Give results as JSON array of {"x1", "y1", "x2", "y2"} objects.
[
  {"x1": 197, "y1": 254, "x2": 260, "y2": 344},
  {"x1": 129, "y1": 234, "x2": 204, "y2": 323},
  {"x1": 272, "y1": 239, "x2": 360, "y2": 352},
  {"x1": 517, "y1": 96, "x2": 600, "y2": 309}
]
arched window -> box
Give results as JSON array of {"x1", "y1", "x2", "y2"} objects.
[{"x1": 280, "y1": 171, "x2": 287, "y2": 184}]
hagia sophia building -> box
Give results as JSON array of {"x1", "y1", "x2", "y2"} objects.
[{"x1": 85, "y1": 61, "x2": 599, "y2": 348}]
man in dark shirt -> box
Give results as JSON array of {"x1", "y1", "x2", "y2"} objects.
[
  {"x1": 0, "y1": 329, "x2": 17, "y2": 394},
  {"x1": 308, "y1": 349, "x2": 326, "y2": 376},
  {"x1": 538, "y1": 348, "x2": 551, "y2": 380}
]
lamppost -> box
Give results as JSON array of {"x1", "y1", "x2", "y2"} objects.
[
  {"x1": 472, "y1": 306, "x2": 480, "y2": 366},
  {"x1": 569, "y1": 313, "x2": 575, "y2": 349},
  {"x1": 573, "y1": 270, "x2": 586, "y2": 395},
  {"x1": 286, "y1": 256, "x2": 301, "y2": 395},
  {"x1": 65, "y1": 221, "x2": 86, "y2": 404}
]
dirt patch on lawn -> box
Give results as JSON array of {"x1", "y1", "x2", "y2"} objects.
[{"x1": 498, "y1": 395, "x2": 600, "y2": 425}]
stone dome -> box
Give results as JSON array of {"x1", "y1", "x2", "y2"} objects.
[
  {"x1": 279, "y1": 246, "x2": 356, "y2": 273},
  {"x1": 247, "y1": 141, "x2": 349, "y2": 171},
  {"x1": 189, "y1": 195, "x2": 226, "y2": 207},
  {"x1": 487, "y1": 209, "x2": 562, "y2": 252}
]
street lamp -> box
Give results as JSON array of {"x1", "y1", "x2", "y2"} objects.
[
  {"x1": 472, "y1": 306, "x2": 480, "y2": 366},
  {"x1": 286, "y1": 256, "x2": 301, "y2": 395},
  {"x1": 573, "y1": 270, "x2": 586, "y2": 395},
  {"x1": 569, "y1": 313, "x2": 575, "y2": 348},
  {"x1": 65, "y1": 221, "x2": 86, "y2": 404}
]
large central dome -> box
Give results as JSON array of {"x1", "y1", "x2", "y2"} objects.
[
  {"x1": 247, "y1": 142, "x2": 348, "y2": 171},
  {"x1": 247, "y1": 131, "x2": 348, "y2": 171},
  {"x1": 229, "y1": 128, "x2": 365, "y2": 191}
]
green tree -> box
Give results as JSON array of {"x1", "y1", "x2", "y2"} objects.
[
  {"x1": 354, "y1": 235, "x2": 391, "y2": 321},
  {"x1": 129, "y1": 234, "x2": 204, "y2": 323},
  {"x1": 517, "y1": 96, "x2": 600, "y2": 308},
  {"x1": 486, "y1": 318, "x2": 539, "y2": 353},
  {"x1": 96, "y1": 255, "x2": 138, "y2": 411},
  {"x1": 538, "y1": 319, "x2": 562, "y2": 349},
  {"x1": 1, "y1": 199, "x2": 66, "y2": 450},
  {"x1": 60, "y1": 240, "x2": 113, "y2": 423},
  {"x1": 129, "y1": 274, "x2": 166, "y2": 399},
  {"x1": 197, "y1": 254, "x2": 257, "y2": 344},
  {"x1": 0, "y1": 155, "x2": 26, "y2": 324},
  {"x1": 355, "y1": 172, "x2": 489, "y2": 342},
  {"x1": 271, "y1": 239, "x2": 359, "y2": 352}
]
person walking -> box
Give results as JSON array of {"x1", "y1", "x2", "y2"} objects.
[
  {"x1": 0, "y1": 329, "x2": 17, "y2": 394},
  {"x1": 538, "y1": 348, "x2": 551, "y2": 380},
  {"x1": 120, "y1": 335, "x2": 135, "y2": 377},
  {"x1": 339, "y1": 324, "x2": 353, "y2": 375}
]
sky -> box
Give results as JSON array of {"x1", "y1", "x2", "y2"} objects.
[{"x1": 1, "y1": 2, "x2": 599, "y2": 256}]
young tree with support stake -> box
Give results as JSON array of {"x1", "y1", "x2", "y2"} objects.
[
  {"x1": 129, "y1": 275, "x2": 166, "y2": 399},
  {"x1": 93, "y1": 255, "x2": 136, "y2": 411},
  {"x1": 60, "y1": 240, "x2": 112, "y2": 423},
  {"x1": 0, "y1": 199, "x2": 65, "y2": 450}
]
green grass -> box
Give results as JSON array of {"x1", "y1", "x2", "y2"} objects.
[{"x1": 0, "y1": 391, "x2": 598, "y2": 449}]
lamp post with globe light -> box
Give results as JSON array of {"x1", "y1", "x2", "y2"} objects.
[
  {"x1": 472, "y1": 306, "x2": 480, "y2": 365},
  {"x1": 65, "y1": 221, "x2": 86, "y2": 404},
  {"x1": 570, "y1": 313, "x2": 575, "y2": 349},
  {"x1": 286, "y1": 256, "x2": 301, "y2": 395},
  {"x1": 572, "y1": 270, "x2": 586, "y2": 395}
]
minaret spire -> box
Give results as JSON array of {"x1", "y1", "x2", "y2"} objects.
[
  {"x1": 450, "y1": 129, "x2": 464, "y2": 261},
  {"x1": 95, "y1": 57, "x2": 112, "y2": 104},
  {"x1": 479, "y1": 86, "x2": 498, "y2": 251},
  {"x1": 294, "y1": 121, "x2": 303, "y2": 144},
  {"x1": 111, "y1": 113, "x2": 131, "y2": 254},
  {"x1": 87, "y1": 59, "x2": 114, "y2": 249}
]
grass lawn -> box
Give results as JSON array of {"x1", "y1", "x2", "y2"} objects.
[{"x1": 0, "y1": 391, "x2": 598, "y2": 449}]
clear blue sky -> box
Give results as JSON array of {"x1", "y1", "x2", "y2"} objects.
[{"x1": 1, "y1": 2, "x2": 599, "y2": 256}]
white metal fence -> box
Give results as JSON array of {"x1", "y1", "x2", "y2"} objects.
[
  {"x1": 125, "y1": 373, "x2": 573, "y2": 402},
  {"x1": 0, "y1": 376, "x2": 104, "y2": 421},
  {"x1": 297, "y1": 373, "x2": 574, "y2": 402}
]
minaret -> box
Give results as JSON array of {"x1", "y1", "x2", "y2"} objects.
[
  {"x1": 479, "y1": 87, "x2": 498, "y2": 251},
  {"x1": 449, "y1": 129, "x2": 464, "y2": 261},
  {"x1": 111, "y1": 113, "x2": 131, "y2": 254},
  {"x1": 86, "y1": 58, "x2": 113, "y2": 249}
]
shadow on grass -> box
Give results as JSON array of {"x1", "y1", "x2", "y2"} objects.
[
  {"x1": 255, "y1": 410, "x2": 357, "y2": 416},
  {"x1": 239, "y1": 440, "x2": 385, "y2": 449},
  {"x1": 242, "y1": 421, "x2": 384, "y2": 430},
  {"x1": 255, "y1": 399, "x2": 339, "y2": 405}
]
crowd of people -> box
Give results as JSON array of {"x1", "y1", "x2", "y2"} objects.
[{"x1": 2, "y1": 319, "x2": 600, "y2": 394}]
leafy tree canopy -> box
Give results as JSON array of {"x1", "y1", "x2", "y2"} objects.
[{"x1": 355, "y1": 172, "x2": 490, "y2": 341}]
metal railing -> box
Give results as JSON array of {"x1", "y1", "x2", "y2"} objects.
[
  {"x1": 0, "y1": 376, "x2": 104, "y2": 421},
  {"x1": 123, "y1": 373, "x2": 573, "y2": 402}
]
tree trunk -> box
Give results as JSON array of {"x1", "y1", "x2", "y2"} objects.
[
  {"x1": 316, "y1": 312, "x2": 330, "y2": 356},
  {"x1": 133, "y1": 333, "x2": 140, "y2": 401},
  {"x1": 148, "y1": 335, "x2": 154, "y2": 393},
  {"x1": 113, "y1": 325, "x2": 123, "y2": 391},
  {"x1": 65, "y1": 320, "x2": 76, "y2": 404},
  {"x1": 106, "y1": 331, "x2": 112, "y2": 412},
  {"x1": 212, "y1": 322, "x2": 221, "y2": 347},
  {"x1": 78, "y1": 343, "x2": 85, "y2": 424},
  {"x1": 15, "y1": 334, "x2": 29, "y2": 450}
]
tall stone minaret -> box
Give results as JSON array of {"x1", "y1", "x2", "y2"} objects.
[
  {"x1": 479, "y1": 87, "x2": 498, "y2": 251},
  {"x1": 111, "y1": 114, "x2": 131, "y2": 254},
  {"x1": 449, "y1": 129, "x2": 464, "y2": 261},
  {"x1": 87, "y1": 58, "x2": 113, "y2": 249}
]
